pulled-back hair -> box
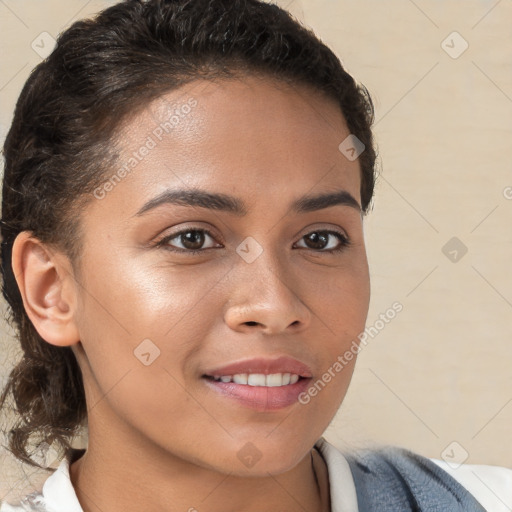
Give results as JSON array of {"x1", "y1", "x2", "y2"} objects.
[{"x1": 0, "y1": 0, "x2": 377, "y2": 470}]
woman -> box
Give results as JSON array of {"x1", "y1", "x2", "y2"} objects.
[{"x1": 0, "y1": 0, "x2": 510, "y2": 511}]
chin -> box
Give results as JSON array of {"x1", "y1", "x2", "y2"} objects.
[{"x1": 229, "y1": 437, "x2": 315, "y2": 477}]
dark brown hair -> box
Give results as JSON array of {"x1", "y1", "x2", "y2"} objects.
[{"x1": 0, "y1": 0, "x2": 377, "y2": 470}]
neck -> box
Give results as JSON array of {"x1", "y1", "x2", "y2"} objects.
[{"x1": 69, "y1": 413, "x2": 330, "y2": 512}]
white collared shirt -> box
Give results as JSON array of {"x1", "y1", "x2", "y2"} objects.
[{"x1": 1, "y1": 438, "x2": 511, "y2": 512}]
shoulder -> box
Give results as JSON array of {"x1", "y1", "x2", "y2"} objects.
[
  {"x1": 317, "y1": 438, "x2": 512, "y2": 512},
  {"x1": 1, "y1": 448, "x2": 85, "y2": 512},
  {"x1": 430, "y1": 457, "x2": 512, "y2": 512}
]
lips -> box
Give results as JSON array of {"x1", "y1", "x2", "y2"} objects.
[
  {"x1": 202, "y1": 356, "x2": 313, "y2": 379},
  {"x1": 201, "y1": 356, "x2": 314, "y2": 411}
]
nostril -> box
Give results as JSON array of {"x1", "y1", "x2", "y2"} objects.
[{"x1": 245, "y1": 321, "x2": 258, "y2": 326}]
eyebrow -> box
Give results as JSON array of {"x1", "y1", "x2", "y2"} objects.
[{"x1": 135, "y1": 188, "x2": 361, "y2": 217}]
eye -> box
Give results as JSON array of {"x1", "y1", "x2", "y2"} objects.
[
  {"x1": 295, "y1": 230, "x2": 351, "y2": 253},
  {"x1": 157, "y1": 228, "x2": 220, "y2": 254}
]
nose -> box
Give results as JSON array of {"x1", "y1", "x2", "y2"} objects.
[{"x1": 223, "y1": 251, "x2": 312, "y2": 335}]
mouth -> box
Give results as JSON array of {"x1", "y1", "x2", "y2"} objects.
[
  {"x1": 202, "y1": 373, "x2": 306, "y2": 386},
  {"x1": 200, "y1": 355, "x2": 314, "y2": 411},
  {"x1": 201, "y1": 371, "x2": 312, "y2": 412}
]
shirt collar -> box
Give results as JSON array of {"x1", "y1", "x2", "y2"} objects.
[
  {"x1": 41, "y1": 447, "x2": 85, "y2": 512},
  {"x1": 314, "y1": 437, "x2": 359, "y2": 512}
]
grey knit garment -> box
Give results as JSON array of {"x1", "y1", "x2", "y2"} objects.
[{"x1": 345, "y1": 446, "x2": 487, "y2": 512}]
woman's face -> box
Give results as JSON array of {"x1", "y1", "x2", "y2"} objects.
[{"x1": 71, "y1": 74, "x2": 371, "y2": 475}]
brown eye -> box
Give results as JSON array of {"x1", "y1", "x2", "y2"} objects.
[
  {"x1": 296, "y1": 230, "x2": 350, "y2": 253},
  {"x1": 158, "y1": 228, "x2": 220, "y2": 254}
]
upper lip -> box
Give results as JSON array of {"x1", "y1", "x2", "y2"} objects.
[{"x1": 203, "y1": 356, "x2": 313, "y2": 378}]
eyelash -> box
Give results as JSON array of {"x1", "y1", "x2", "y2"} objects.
[{"x1": 155, "y1": 227, "x2": 351, "y2": 255}]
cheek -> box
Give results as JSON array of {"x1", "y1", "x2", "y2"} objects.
[
  {"x1": 73, "y1": 256, "x2": 220, "y2": 409},
  {"x1": 74, "y1": 273, "x2": 211, "y2": 441},
  {"x1": 78, "y1": 250, "x2": 214, "y2": 339},
  {"x1": 307, "y1": 258, "x2": 370, "y2": 331}
]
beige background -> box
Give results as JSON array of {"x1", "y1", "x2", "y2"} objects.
[{"x1": 0, "y1": 0, "x2": 511, "y2": 501}]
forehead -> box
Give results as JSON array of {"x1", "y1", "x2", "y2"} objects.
[{"x1": 94, "y1": 74, "x2": 361, "y2": 217}]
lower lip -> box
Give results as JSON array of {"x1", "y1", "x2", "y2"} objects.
[{"x1": 202, "y1": 376, "x2": 312, "y2": 411}]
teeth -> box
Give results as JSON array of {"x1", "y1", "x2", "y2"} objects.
[
  {"x1": 233, "y1": 374, "x2": 248, "y2": 384},
  {"x1": 212, "y1": 373, "x2": 301, "y2": 386},
  {"x1": 248, "y1": 374, "x2": 265, "y2": 386}
]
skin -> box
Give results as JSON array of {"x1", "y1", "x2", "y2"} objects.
[{"x1": 12, "y1": 74, "x2": 371, "y2": 512}]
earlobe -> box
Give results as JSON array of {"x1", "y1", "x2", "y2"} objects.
[{"x1": 11, "y1": 231, "x2": 80, "y2": 347}]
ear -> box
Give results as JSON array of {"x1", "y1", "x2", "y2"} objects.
[{"x1": 11, "y1": 231, "x2": 80, "y2": 347}]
